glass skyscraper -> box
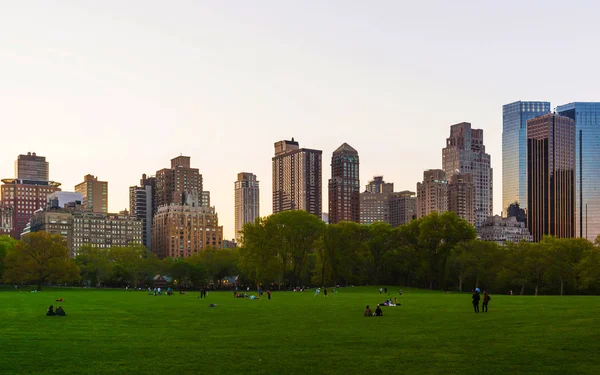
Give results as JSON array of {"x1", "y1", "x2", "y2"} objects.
[
  {"x1": 502, "y1": 101, "x2": 550, "y2": 215},
  {"x1": 557, "y1": 102, "x2": 600, "y2": 241}
]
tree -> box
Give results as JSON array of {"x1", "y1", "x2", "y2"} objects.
[
  {"x1": 238, "y1": 217, "x2": 279, "y2": 286},
  {"x1": 363, "y1": 222, "x2": 394, "y2": 283},
  {"x1": 268, "y1": 211, "x2": 325, "y2": 287},
  {"x1": 0, "y1": 235, "x2": 17, "y2": 280},
  {"x1": 75, "y1": 244, "x2": 111, "y2": 287},
  {"x1": 3, "y1": 232, "x2": 80, "y2": 290},
  {"x1": 400, "y1": 212, "x2": 476, "y2": 290}
]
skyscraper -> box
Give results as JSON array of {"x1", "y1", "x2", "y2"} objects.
[
  {"x1": 15, "y1": 152, "x2": 49, "y2": 181},
  {"x1": 272, "y1": 139, "x2": 322, "y2": 218},
  {"x1": 328, "y1": 143, "x2": 360, "y2": 224},
  {"x1": 527, "y1": 113, "x2": 575, "y2": 241},
  {"x1": 416, "y1": 169, "x2": 448, "y2": 218},
  {"x1": 447, "y1": 173, "x2": 475, "y2": 226},
  {"x1": 557, "y1": 102, "x2": 600, "y2": 241},
  {"x1": 235, "y1": 172, "x2": 260, "y2": 243},
  {"x1": 75, "y1": 174, "x2": 108, "y2": 213},
  {"x1": 502, "y1": 101, "x2": 550, "y2": 215},
  {"x1": 442, "y1": 122, "x2": 493, "y2": 228},
  {"x1": 155, "y1": 156, "x2": 203, "y2": 209},
  {"x1": 129, "y1": 174, "x2": 155, "y2": 250}
]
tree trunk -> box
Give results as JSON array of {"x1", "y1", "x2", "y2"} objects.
[
  {"x1": 458, "y1": 277, "x2": 463, "y2": 292},
  {"x1": 560, "y1": 278, "x2": 564, "y2": 296},
  {"x1": 535, "y1": 284, "x2": 539, "y2": 296},
  {"x1": 520, "y1": 283, "x2": 525, "y2": 295},
  {"x1": 38, "y1": 281, "x2": 42, "y2": 291}
]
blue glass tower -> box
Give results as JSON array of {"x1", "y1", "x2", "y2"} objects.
[
  {"x1": 502, "y1": 101, "x2": 550, "y2": 215},
  {"x1": 557, "y1": 102, "x2": 600, "y2": 241}
]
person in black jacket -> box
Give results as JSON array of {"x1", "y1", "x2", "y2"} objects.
[
  {"x1": 375, "y1": 305, "x2": 383, "y2": 316},
  {"x1": 472, "y1": 290, "x2": 481, "y2": 313}
]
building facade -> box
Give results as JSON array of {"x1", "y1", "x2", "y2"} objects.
[
  {"x1": 389, "y1": 191, "x2": 416, "y2": 227},
  {"x1": 416, "y1": 169, "x2": 448, "y2": 218},
  {"x1": 447, "y1": 173, "x2": 475, "y2": 226},
  {"x1": 234, "y1": 172, "x2": 260, "y2": 243},
  {"x1": 15, "y1": 152, "x2": 49, "y2": 181},
  {"x1": 155, "y1": 156, "x2": 203, "y2": 209},
  {"x1": 502, "y1": 101, "x2": 550, "y2": 215},
  {"x1": 328, "y1": 143, "x2": 360, "y2": 224},
  {"x1": 0, "y1": 204, "x2": 13, "y2": 235},
  {"x1": 151, "y1": 203, "x2": 223, "y2": 259},
  {"x1": 527, "y1": 113, "x2": 576, "y2": 241},
  {"x1": 359, "y1": 191, "x2": 390, "y2": 224},
  {"x1": 557, "y1": 102, "x2": 600, "y2": 241},
  {"x1": 75, "y1": 174, "x2": 108, "y2": 213},
  {"x1": 0, "y1": 179, "x2": 61, "y2": 239},
  {"x1": 442, "y1": 122, "x2": 493, "y2": 228},
  {"x1": 479, "y1": 215, "x2": 533, "y2": 245},
  {"x1": 129, "y1": 174, "x2": 155, "y2": 250},
  {"x1": 30, "y1": 203, "x2": 142, "y2": 257},
  {"x1": 272, "y1": 139, "x2": 322, "y2": 218}
]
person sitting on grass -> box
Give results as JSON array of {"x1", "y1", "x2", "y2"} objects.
[
  {"x1": 375, "y1": 305, "x2": 383, "y2": 316},
  {"x1": 46, "y1": 305, "x2": 55, "y2": 316},
  {"x1": 56, "y1": 306, "x2": 66, "y2": 316},
  {"x1": 364, "y1": 305, "x2": 373, "y2": 316}
]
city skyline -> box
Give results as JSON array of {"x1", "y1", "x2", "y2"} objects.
[{"x1": 2, "y1": 2, "x2": 600, "y2": 238}]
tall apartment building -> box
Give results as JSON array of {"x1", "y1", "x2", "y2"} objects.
[
  {"x1": 155, "y1": 156, "x2": 203, "y2": 209},
  {"x1": 151, "y1": 192, "x2": 223, "y2": 259},
  {"x1": 201, "y1": 191, "x2": 211, "y2": 208},
  {"x1": 30, "y1": 202, "x2": 142, "y2": 257},
  {"x1": 447, "y1": 173, "x2": 475, "y2": 226},
  {"x1": 75, "y1": 174, "x2": 108, "y2": 213},
  {"x1": 366, "y1": 176, "x2": 394, "y2": 194},
  {"x1": 1, "y1": 153, "x2": 61, "y2": 239},
  {"x1": 389, "y1": 191, "x2": 416, "y2": 227},
  {"x1": 234, "y1": 172, "x2": 260, "y2": 243},
  {"x1": 442, "y1": 122, "x2": 493, "y2": 228},
  {"x1": 416, "y1": 169, "x2": 448, "y2": 218},
  {"x1": 272, "y1": 139, "x2": 322, "y2": 218},
  {"x1": 15, "y1": 152, "x2": 49, "y2": 181},
  {"x1": 557, "y1": 102, "x2": 600, "y2": 241},
  {"x1": 527, "y1": 113, "x2": 576, "y2": 241},
  {"x1": 502, "y1": 101, "x2": 550, "y2": 214},
  {"x1": 129, "y1": 174, "x2": 155, "y2": 250},
  {"x1": 328, "y1": 143, "x2": 360, "y2": 224},
  {"x1": 1, "y1": 179, "x2": 61, "y2": 239},
  {"x1": 360, "y1": 176, "x2": 393, "y2": 225}
]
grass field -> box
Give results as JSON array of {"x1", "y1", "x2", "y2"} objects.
[{"x1": 1, "y1": 287, "x2": 599, "y2": 375}]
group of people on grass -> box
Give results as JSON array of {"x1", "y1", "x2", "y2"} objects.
[
  {"x1": 472, "y1": 288, "x2": 491, "y2": 313},
  {"x1": 364, "y1": 305, "x2": 383, "y2": 317},
  {"x1": 46, "y1": 305, "x2": 66, "y2": 316}
]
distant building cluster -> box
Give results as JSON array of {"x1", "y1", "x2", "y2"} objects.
[{"x1": 2, "y1": 100, "x2": 598, "y2": 256}]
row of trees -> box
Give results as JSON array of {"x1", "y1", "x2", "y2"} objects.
[
  {"x1": 0, "y1": 232, "x2": 238, "y2": 290},
  {"x1": 239, "y1": 211, "x2": 600, "y2": 295},
  {"x1": 2, "y1": 210, "x2": 600, "y2": 295}
]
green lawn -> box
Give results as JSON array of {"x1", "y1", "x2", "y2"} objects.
[{"x1": 1, "y1": 287, "x2": 599, "y2": 374}]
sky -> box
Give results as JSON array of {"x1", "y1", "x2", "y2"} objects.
[{"x1": 2, "y1": 1, "x2": 600, "y2": 239}]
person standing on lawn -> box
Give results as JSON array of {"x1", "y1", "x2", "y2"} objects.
[
  {"x1": 472, "y1": 288, "x2": 481, "y2": 313},
  {"x1": 482, "y1": 291, "x2": 491, "y2": 312}
]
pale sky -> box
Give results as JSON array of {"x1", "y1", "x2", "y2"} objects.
[{"x1": 2, "y1": 1, "x2": 599, "y2": 239}]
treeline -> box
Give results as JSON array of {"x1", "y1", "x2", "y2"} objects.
[
  {"x1": 2, "y1": 210, "x2": 600, "y2": 295},
  {"x1": 0, "y1": 232, "x2": 238, "y2": 290},
  {"x1": 238, "y1": 210, "x2": 600, "y2": 295}
]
